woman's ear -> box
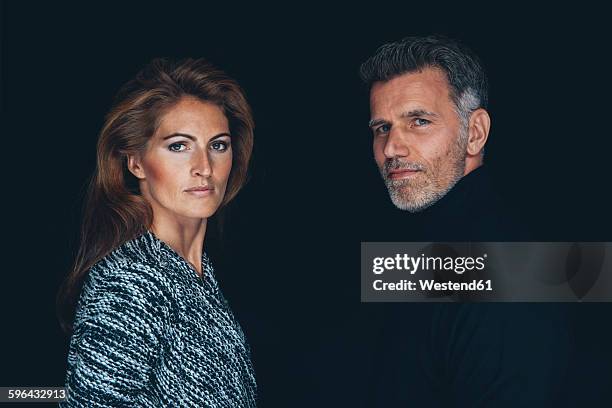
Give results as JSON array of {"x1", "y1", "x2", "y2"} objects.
[
  {"x1": 466, "y1": 108, "x2": 491, "y2": 156},
  {"x1": 127, "y1": 154, "x2": 146, "y2": 179}
]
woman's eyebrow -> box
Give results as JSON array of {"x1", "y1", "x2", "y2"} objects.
[
  {"x1": 162, "y1": 132, "x2": 196, "y2": 141},
  {"x1": 162, "y1": 132, "x2": 231, "y2": 141},
  {"x1": 210, "y1": 133, "x2": 231, "y2": 140}
]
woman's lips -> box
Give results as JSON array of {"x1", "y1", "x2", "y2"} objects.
[
  {"x1": 388, "y1": 169, "x2": 421, "y2": 180},
  {"x1": 185, "y1": 186, "x2": 214, "y2": 196}
]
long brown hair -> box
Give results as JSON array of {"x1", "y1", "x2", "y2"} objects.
[{"x1": 56, "y1": 58, "x2": 254, "y2": 333}]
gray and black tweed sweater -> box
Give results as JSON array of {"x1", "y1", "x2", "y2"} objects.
[{"x1": 61, "y1": 230, "x2": 257, "y2": 407}]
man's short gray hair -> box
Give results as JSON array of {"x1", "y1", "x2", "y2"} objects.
[{"x1": 359, "y1": 35, "x2": 488, "y2": 123}]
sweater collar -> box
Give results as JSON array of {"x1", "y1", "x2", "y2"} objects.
[
  {"x1": 99, "y1": 229, "x2": 218, "y2": 294},
  {"x1": 121, "y1": 229, "x2": 210, "y2": 273}
]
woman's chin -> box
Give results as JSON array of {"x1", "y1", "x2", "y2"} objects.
[{"x1": 180, "y1": 208, "x2": 219, "y2": 220}]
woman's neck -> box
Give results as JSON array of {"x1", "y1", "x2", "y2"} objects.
[{"x1": 150, "y1": 218, "x2": 207, "y2": 276}]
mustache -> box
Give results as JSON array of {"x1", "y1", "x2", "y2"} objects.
[{"x1": 383, "y1": 158, "x2": 425, "y2": 176}]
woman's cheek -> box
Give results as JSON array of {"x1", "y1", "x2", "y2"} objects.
[
  {"x1": 144, "y1": 156, "x2": 177, "y2": 190},
  {"x1": 219, "y1": 151, "x2": 233, "y2": 182}
]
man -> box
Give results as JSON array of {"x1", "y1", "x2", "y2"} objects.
[
  {"x1": 361, "y1": 35, "x2": 523, "y2": 241},
  {"x1": 357, "y1": 36, "x2": 569, "y2": 407}
]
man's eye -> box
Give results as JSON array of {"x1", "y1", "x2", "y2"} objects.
[
  {"x1": 211, "y1": 141, "x2": 229, "y2": 152},
  {"x1": 414, "y1": 118, "x2": 431, "y2": 127},
  {"x1": 168, "y1": 142, "x2": 187, "y2": 152},
  {"x1": 375, "y1": 124, "x2": 391, "y2": 135}
]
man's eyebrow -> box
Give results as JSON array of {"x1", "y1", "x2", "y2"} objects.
[
  {"x1": 162, "y1": 132, "x2": 231, "y2": 141},
  {"x1": 368, "y1": 118, "x2": 389, "y2": 128},
  {"x1": 400, "y1": 109, "x2": 438, "y2": 118},
  {"x1": 368, "y1": 110, "x2": 438, "y2": 128}
]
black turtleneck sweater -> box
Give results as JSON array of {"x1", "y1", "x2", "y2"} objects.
[
  {"x1": 395, "y1": 165, "x2": 529, "y2": 241},
  {"x1": 298, "y1": 166, "x2": 575, "y2": 408}
]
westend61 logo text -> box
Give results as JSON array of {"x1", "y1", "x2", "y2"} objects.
[{"x1": 372, "y1": 253, "x2": 487, "y2": 275}]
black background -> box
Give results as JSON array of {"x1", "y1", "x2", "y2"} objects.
[{"x1": 2, "y1": 2, "x2": 611, "y2": 407}]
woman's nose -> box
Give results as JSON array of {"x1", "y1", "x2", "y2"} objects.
[{"x1": 192, "y1": 151, "x2": 212, "y2": 178}]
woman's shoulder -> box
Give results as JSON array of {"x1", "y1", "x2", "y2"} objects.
[
  {"x1": 95, "y1": 230, "x2": 162, "y2": 269},
  {"x1": 83, "y1": 232, "x2": 173, "y2": 302}
]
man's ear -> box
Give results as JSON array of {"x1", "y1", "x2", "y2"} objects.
[
  {"x1": 127, "y1": 153, "x2": 146, "y2": 179},
  {"x1": 466, "y1": 108, "x2": 490, "y2": 156}
]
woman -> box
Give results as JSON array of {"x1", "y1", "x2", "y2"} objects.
[{"x1": 56, "y1": 58, "x2": 257, "y2": 407}]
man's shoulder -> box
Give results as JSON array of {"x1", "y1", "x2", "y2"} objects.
[{"x1": 456, "y1": 167, "x2": 531, "y2": 240}]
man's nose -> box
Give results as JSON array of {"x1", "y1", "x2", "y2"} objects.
[
  {"x1": 192, "y1": 150, "x2": 212, "y2": 178},
  {"x1": 383, "y1": 128, "x2": 410, "y2": 159}
]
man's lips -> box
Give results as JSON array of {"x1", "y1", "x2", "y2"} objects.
[{"x1": 387, "y1": 169, "x2": 422, "y2": 180}]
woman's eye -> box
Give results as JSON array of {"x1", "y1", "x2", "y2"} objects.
[
  {"x1": 211, "y1": 141, "x2": 229, "y2": 152},
  {"x1": 168, "y1": 142, "x2": 187, "y2": 152},
  {"x1": 414, "y1": 118, "x2": 431, "y2": 127}
]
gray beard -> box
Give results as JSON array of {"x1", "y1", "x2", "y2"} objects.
[{"x1": 380, "y1": 127, "x2": 468, "y2": 212}]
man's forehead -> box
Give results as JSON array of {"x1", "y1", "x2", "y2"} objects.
[{"x1": 369, "y1": 67, "x2": 452, "y2": 111}]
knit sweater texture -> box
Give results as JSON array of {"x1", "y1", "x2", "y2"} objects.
[{"x1": 61, "y1": 230, "x2": 257, "y2": 407}]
